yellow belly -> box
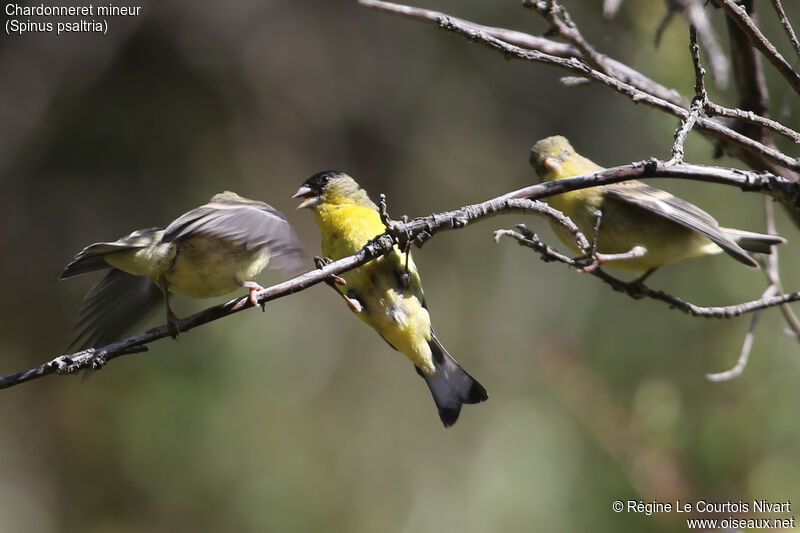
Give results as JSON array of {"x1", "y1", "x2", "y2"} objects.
[
  {"x1": 315, "y1": 204, "x2": 435, "y2": 373},
  {"x1": 105, "y1": 236, "x2": 270, "y2": 299},
  {"x1": 164, "y1": 236, "x2": 270, "y2": 298}
]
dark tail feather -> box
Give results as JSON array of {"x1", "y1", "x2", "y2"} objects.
[
  {"x1": 417, "y1": 333, "x2": 488, "y2": 427},
  {"x1": 722, "y1": 228, "x2": 786, "y2": 255}
]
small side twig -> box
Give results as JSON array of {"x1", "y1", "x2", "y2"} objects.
[
  {"x1": 760, "y1": 197, "x2": 800, "y2": 339},
  {"x1": 668, "y1": 96, "x2": 703, "y2": 164},
  {"x1": 525, "y1": 0, "x2": 617, "y2": 79},
  {"x1": 705, "y1": 301, "x2": 765, "y2": 381},
  {"x1": 494, "y1": 225, "x2": 577, "y2": 265}
]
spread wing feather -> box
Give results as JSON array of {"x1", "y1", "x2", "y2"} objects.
[
  {"x1": 69, "y1": 269, "x2": 162, "y2": 350},
  {"x1": 162, "y1": 192, "x2": 306, "y2": 274}
]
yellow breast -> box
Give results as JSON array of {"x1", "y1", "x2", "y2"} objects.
[{"x1": 312, "y1": 203, "x2": 435, "y2": 373}]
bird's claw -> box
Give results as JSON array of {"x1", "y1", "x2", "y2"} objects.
[
  {"x1": 574, "y1": 254, "x2": 601, "y2": 273},
  {"x1": 315, "y1": 256, "x2": 348, "y2": 286},
  {"x1": 314, "y1": 256, "x2": 332, "y2": 268},
  {"x1": 344, "y1": 295, "x2": 363, "y2": 313},
  {"x1": 242, "y1": 281, "x2": 266, "y2": 311},
  {"x1": 167, "y1": 309, "x2": 181, "y2": 340},
  {"x1": 580, "y1": 262, "x2": 601, "y2": 273},
  {"x1": 314, "y1": 255, "x2": 360, "y2": 312}
]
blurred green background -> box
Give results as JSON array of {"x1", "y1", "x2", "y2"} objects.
[{"x1": 2, "y1": 1, "x2": 800, "y2": 532}]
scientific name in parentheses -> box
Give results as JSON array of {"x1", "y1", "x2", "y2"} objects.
[{"x1": 5, "y1": 3, "x2": 142, "y2": 35}]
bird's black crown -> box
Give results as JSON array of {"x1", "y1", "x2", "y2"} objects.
[{"x1": 302, "y1": 170, "x2": 346, "y2": 193}]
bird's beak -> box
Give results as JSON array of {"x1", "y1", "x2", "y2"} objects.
[
  {"x1": 292, "y1": 186, "x2": 319, "y2": 209},
  {"x1": 543, "y1": 157, "x2": 562, "y2": 174}
]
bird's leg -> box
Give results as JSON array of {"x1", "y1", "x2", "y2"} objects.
[
  {"x1": 579, "y1": 210, "x2": 649, "y2": 269},
  {"x1": 589, "y1": 210, "x2": 603, "y2": 255},
  {"x1": 159, "y1": 276, "x2": 180, "y2": 339},
  {"x1": 240, "y1": 280, "x2": 266, "y2": 311},
  {"x1": 578, "y1": 210, "x2": 605, "y2": 272},
  {"x1": 314, "y1": 256, "x2": 363, "y2": 313},
  {"x1": 632, "y1": 267, "x2": 657, "y2": 286},
  {"x1": 626, "y1": 267, "x2": 658, "y2": 299}
]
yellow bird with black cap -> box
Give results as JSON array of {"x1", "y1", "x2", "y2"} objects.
[{"x1": 293, "y1": 171, "x2": 487, "y2": 427}]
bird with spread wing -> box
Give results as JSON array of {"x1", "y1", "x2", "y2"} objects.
[{"x1": 61, "y1": 191, "x2": 306, "y2": 348}]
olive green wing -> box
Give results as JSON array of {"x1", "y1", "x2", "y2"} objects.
[
  {"x1": 603, "y1": 181, "x2": 757, "y2": 267},
  {"x1": 382, "y1": 247, "x2": 427, "y2": 307},
  {"x1": 162, "y1": 191, "x2": 307, "y2": 274}
]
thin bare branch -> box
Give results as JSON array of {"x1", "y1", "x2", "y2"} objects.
[
  {"x1": 769, "y1": 0, "x2": 800, "y2": 61},
  {"x1": 718, "y1": 0, "x2": 800, "y2": 96},
  {"x1": 525, "y1": 0, "x2": 617, "y2": 78},
  {"x1": 668, "y1": 97, "x2": 703, "y2": 164},
  {"x1": 681, "y1": 0, "x2": 729, "y2": 87},
  {"x1": 761, "y1": 198, "x2": 800, "y2": 338},
  {"x1": 496, "y1": 224, "x2": 800, "y2": 317},
  {"x1": 705, "y1": 302, "x2": 765, "y2": 381},
  {"x1": 431, "y1": 15, "x2": 800, "y2": 173},
  {"x1": 358, "y1": 0, "x2": 682, "y2": 105}
]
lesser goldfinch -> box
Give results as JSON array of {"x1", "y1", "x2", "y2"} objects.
[
  {"x1": 293, "y1": 171, "x2": 487, "y2": 427},
  {"x1": 529, "y1": 136, "x2": 784, "y2": 274},
  {"x1": 61, "y1": 191, "x2": 306, "y2": 348}
]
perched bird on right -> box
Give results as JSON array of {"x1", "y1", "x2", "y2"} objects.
[{"x1": 529, "y1": 135, "x2": 785, "y2": 276}]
